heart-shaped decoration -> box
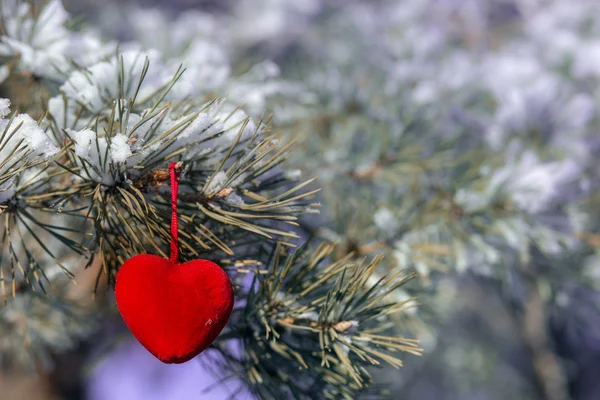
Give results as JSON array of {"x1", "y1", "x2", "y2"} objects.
[{"x1": 115, "y1": 254, "x2": 234, "y2": 364}]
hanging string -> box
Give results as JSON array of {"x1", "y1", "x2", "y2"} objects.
[{"x1": 169, "y1": 162, "x2": 180, "y2": 262}]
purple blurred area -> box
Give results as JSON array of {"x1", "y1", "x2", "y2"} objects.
[
  {"x1": 86, "y1": 339, "x2": 252, "y2": 400},
  {"x1": 64, "y1": 0, "x2": 231, "y2": 14}
]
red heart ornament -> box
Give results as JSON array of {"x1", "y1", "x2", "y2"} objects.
[{"x1": 115, "y1": 254, "x2": 234, "y2": 364}]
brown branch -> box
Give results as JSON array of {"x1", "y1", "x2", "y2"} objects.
[
  {"x1": 519, "y1": 273, "x2": 570, "y2": 400},
  {"x1": 133, "y1": 161, "x2": 183, "y2": 190}
]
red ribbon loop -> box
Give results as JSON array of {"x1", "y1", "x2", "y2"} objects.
[{"x1": 169, "y1": 162, "x2": 180, "y2": 262}]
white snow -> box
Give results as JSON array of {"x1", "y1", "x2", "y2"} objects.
[
  {"x1": 69, "y1": 128, "x2": 98, "y2": 162},
  {"x1": 110, "y1": 134, "x2": 133, "y2": 163},
  {"x1": 204, "y1": 171, "x2": 227, "y2": 195},
  {"x1": 0, "y1": 98, "x2": 11, "y2": 118},
  {"x1": 67, "y1": 128, "x2": 133, "y2": 183},
  {"x1": 374, "y1": 208, "x2": 399, "y2": 234},
  {"x1": 0, "y1": 111, "x2": 58, "y2": 201},
  {"x1": 10, "y1": 114, "x2": 58, "y2": 156}
]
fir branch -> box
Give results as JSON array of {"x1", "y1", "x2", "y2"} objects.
[{"x1": 226, "y1": 243, "x2": 421, "y2": 399}]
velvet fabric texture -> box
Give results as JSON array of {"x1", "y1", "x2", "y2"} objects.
[{"x1": 115, "y1": 254, "x2": 234, "y2": 364}]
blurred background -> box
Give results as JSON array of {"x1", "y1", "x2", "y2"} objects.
[{"x1": 3, "y1": 0, "x2": 600, "y2": 399}]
